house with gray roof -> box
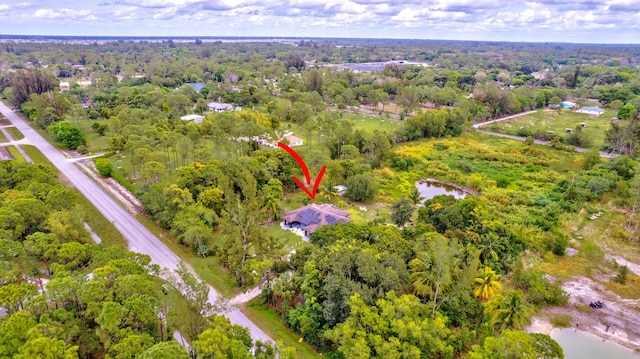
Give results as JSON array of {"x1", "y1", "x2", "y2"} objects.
[
  {"x1": 283, "y1": 204, "x2": 351, "y2": 236},
  {"x1": 208, "y1": 101, "x2": 241, "y2": 112}
]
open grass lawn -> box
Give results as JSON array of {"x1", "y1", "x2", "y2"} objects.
[
  {"x1": 21, "y1": 145, "x2": 54, "y2": 169},
  {"x1": 0, "y1": 118, "x2": 11, "y2": 126},
  {"x1": 486, "y1": 108, "x2": 615, "y2": 149},
  {"x1": 6, "y1": 126, "x2": 24, "y2": 140},
  {"x1": 5, "y1": 146, "x2": 25, "y2": 161},
  {"x1": 344, "y1": 111, "x2": 402, "y2": 133},
  {"x1": 84, "y1": 129, "x2": 110, "y2": 151},
  {"x1": 242, "y1": 297, "x2": 324, "y2": 359},
  {"x1": 135, "y1": 214, "x2": 240, "y2": 299},
  {"x1": 263, "y1": 224, "x2": 303, "y2": 250},
  {"x1": 0, "y1": 130, "x2": 7, "y2": 143}
]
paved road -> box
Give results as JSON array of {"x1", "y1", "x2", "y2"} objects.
[
  {"x1": 472, "y1": 110, "x2": 539, "y2": 128},
  {"x1": 0, "y1": 102, "x2": 271, "y2": 343},
  {"x1": 475, "y1": 129, "x2": 618, "y2": 159}
]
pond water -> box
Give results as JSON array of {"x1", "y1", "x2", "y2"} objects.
[
  {"x1": 550, "y1": 328, "x2": 640, "y2": 359},
  {"x1": 416, "y1": 180, "x2": 467, "y2": 203}
]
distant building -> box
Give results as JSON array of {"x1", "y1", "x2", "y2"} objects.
[
  {"x1": 208, "y1": 102, "x2": 240, "y2": 112},
  {"x1": 334, "y1": 185, "x2": 347, "y2": 196},
  {"x1": 185, "y1": 82, "x2": 205, "y2": 93},
  {"x1": 562, "y1": 101, "x2": 578, "y2": 109},
  {"x1": 576, "y1": 106, "x2": 604, "y2": 116},
  {"x1": 284, "y1": 135, "x2": 304, "y2": 147},
  {"x1": 180, "y1": 114, "x2": 204, "y2": 123},
  {"x1": 283, "y1": 204, "x2": 351, "y2": 236}
]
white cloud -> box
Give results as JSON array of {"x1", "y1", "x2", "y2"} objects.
[
  {"x1": 0, "y1": 0, "x2": 635, "y2": 42},
  {"x1": 34, "y1": 8, "x2": 95, "y2": 20}
]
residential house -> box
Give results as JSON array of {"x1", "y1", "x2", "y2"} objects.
[
  {"x1": 562, "y1": 101, "x2": 578, "y2": 109},
  {"x1": 284, "y1": 135, "x2": 304, "y2": 147},
  {"x1": 283, "y1": 204, "x2": 352, "y2": 236},
  {"x1": 180, "y1": 114, "x2": 204, "y2": 123},
  {"x1": 208, "y1": 102, "x2": 240, "y2": 112},
  {"x1": 576, "y1": 106, "x2": 604, "y2": 116}
]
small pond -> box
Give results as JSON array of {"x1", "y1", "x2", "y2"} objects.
[
  {"x1": 416, "y1": 180, "x2": 467, "y2": 203},
  {"x1": 550, "y1": 328, "x2": 640, "y2": 359}
]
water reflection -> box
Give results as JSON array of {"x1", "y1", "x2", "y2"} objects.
[
  {"x1": 416, "y1": 180, "x2": 466, "y2": 203},
  {"x1": 550, "y1": 328, "x2": 640, "y2": 359}
]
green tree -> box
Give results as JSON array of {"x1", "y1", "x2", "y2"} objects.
[
  {"x1": 410, "y1": 235, "x2": 456, "y2": 314},
  {"x1": 325, "y1": 292, "x2": 452, "y2": 359},
  {"x1": 467, "y1": 330, "x2": 563, "y2": 359},
  {"x1": 263, "y1": 178, "x2": 284, "y2": 221},
  {"x1": 582, "y1": 148, "x2": 602, "y2": 170},
  {"x1": 473, "y1": 267, "x2": 502, "y2": 301},
  {"x1": 613, "y1": 265, "x2": 629, "y2": 284},
  {"x1": 15, "y1": 337, "x2": 79, "y2": 359},
  {"x1": 48, "y1": 122, "x2": 86, "y2": 150},
  {"x1": 10, "y1": 69, "x2": 58, "y2": 107},
  {"x1": 192, "y1": 315, "x2": 252, "y2": 358},
  {"x1": 390, "y1": 198, "x2": 414, "y2": 227},
  {"x1": 484, "y1": 290, "x2": 533, "y2": 331},
  {"x1": 94, "y1": 158, "x2": 113, "y2": 177},
  {"x1": 173, "y1": 262, "x2": 213, "y2": 342},
  {"x1": 345, "y1": 174, "x2": 377, "y2": 202},
  {"x1": 617, "y1": 104, "x2": 637, "y2": 119},
  {"x1": 140, "y1": 341, "x2": 190, "y2": 359},
  {"x1": 0, "y1": 283, "x2": 38, "y2": 314},
  {"x1": 0, "y1": 310, "x2": 38, "y2": 357},
  {"x1": 408, "y1": 187, "x2": 425, "y2": 206}
]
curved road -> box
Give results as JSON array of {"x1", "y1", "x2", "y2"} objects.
[
  {"x1": 475, "y1": 129, "x2": 618, "y2": 159},
  {"x1": 0, "y1": 101, "x2": 271, "y2": 343},
  {"x1": 472, "y1": 109, "x2": 618, "y2": 159}
]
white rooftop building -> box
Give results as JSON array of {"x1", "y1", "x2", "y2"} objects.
[{"x1": 180, "y1": 114, "x2": 204, "y2": 123}]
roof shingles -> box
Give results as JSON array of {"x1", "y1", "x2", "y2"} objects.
[{"x1": 283, "y1": 204, "x2": 351, "y2": 234}]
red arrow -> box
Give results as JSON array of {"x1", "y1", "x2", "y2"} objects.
[{"x1": 278, "y1": 142, "x2": 326, "y2": 200}]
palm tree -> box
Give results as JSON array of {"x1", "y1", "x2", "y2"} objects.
[
  {"x1": 485, "y1": 290, "x2": 532, "y2": 332},
  {"x1": 477, "y1": 233, "x2": 503, "y2": 264},
  {"x1": 473, "y1": 266, "x2": 502, "y2": 301},
  {"x1": 408, "y1": 187, "x2": 425, "y2": 206},
  {"x1": 320, "y1": 184, "x2": 340, "y2": 202}
]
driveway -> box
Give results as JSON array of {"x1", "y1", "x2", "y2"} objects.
[{"x1": 0, "y1": 101, "x2": 271, "y2": 343}]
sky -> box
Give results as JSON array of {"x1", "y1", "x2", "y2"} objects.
[{"x1": 0, "y1": 0, "x2": 639, "y2": 43}]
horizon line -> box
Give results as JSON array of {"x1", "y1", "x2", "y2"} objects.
[{"x1": 0, "y1": 34, "x2": 638, "y2": 46}]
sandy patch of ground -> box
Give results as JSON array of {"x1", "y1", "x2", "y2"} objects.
[
  {"x1": 528, "y1": 275, "x2": 640, "y2": 351},
  {"x1": 0, "y1": 147, "x2": 13, "y2": 160},
  {"x1": 75, "y1": 159, "x2": 144, "y2": 215},
  {"x1": 605, "y1": 254, "x2": 640, "y2": 276}
]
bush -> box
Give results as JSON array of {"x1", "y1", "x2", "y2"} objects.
[
  {"x1": 613, "y1": 265, "x2": 629, "y2": 284},
  {"x1": 345, "y1": 174, "x2": 377, "y2": 202},
  {"x1": 48, "y1": 121, "x2": 86, "y2": 150},
  {"x1": 94, "y1": 158, "x2": 113, "y2": 177}
]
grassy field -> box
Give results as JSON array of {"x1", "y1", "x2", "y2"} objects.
[
  {"x1": 81, "y1": 120, "x2": 110, "y2": 150},
  {"x1": 242, "y1": 297, "x2": 324, "y2": 359},
  {"x1": 340, "y1": 110, "x2": 402, "y2": 133},
  {"x1": 5, "y1": 146, "x2": 25, "y2": 161},
  {"x1": 6, "y1": 126, "x2": 24, "y2": 140},
  {"x1": 21, "y1": 145, "x2": 55, "y2": 169},
  {"x1": 0, "y1": 130, "x2": 7, "y2": 143},
  {"x1": 485, "y1": 108, "x2": 615, "y2": 149}
]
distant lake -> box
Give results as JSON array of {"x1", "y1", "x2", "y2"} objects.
[
  {"x1": 416, "y1": 180, "x2": 467, "y2": 203},
  {"x1": 551, "y1": 328, "x2": 640, "y2": 359}
]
